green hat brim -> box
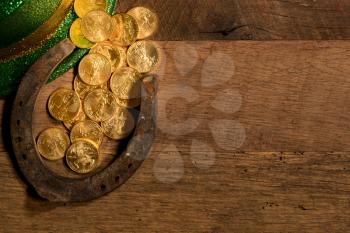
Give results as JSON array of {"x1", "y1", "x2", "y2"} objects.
[{"x1": 0, "y1": 0, "x2": 117, "y2": 97}]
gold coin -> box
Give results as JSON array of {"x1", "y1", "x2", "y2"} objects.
[
  {"x1": 70, "y1": 120, "x2": 104, "y2": 148},
  {"x1": 90, "y1": 41, "x2": 122, "y2": 72},
  {"x1": 66, "y1": 140, "x2": 98, "y2": 174},
  {"x1": 83, "y1": 89, "x2": 118, "y2": 122},
  {"x1": 70, "y1": 18, "x2": 94, "y2": 48},
  {"x1": 78, "y1": 53, "x2": 111, "y2": 85},
  {"x1": 48, "y1": 88, "x2": 81, "y2": 122},
  {"x1": 81, "y1": 10, "x2": 112, "y2": 42},
  {"x1": 101, "y1": 107, "x2": 135, "y2": 140},
  {"x1": 127, "y1": 7, "x2": 159, "y2": 39},
  {"x1": 110, "y1": 13, "x2": 138, "y2": 47},
  {"x1": 73, "y1": 75, "x2": 108, "y2": 99},
  {"x1": 110, "y1": 67, "x2": 141, "y2": 100},
  {"x1": 127, "y1": 40, "x2": 159, "y2": 73},
  {"x1": 37, "y1": 128, "x2": 70, "y2": 161},
  {"x1": 74, "y1": 0, "x2": 106, "y2": 18},
  {"x1": 63, "y1": 107, "x2": 87, "y2": 130},
  {"x1": 113, "y1": 45, "x2": 127, "y2": 69},
  {"x1": 116, "y1": 97, "x2": 141, "y2": 108}
]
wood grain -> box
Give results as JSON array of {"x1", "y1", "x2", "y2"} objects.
[
  {"x1": 1, "y1": 41, "x2": 350, "y2": 232},
  {"x1": 117, "y1": 0, "x2": 350, "y2": 40}
]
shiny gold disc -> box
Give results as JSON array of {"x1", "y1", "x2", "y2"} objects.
[
  {"x1": 116, "y1": 97, "x2": 141, "y2": 108},
  {"x1": 78, "y1": 53, "x2": 111, "y2": 85},
  {"x1": 101, "y1": 107, "x2": 136, "y2": 140},
  {"x1": 73, "y1": 75, "x2": 108, "y2": 99},
  {"x1": 66, "y1": 140, "x2": 99, "y2": 174},
  {"x1": 70, "y1": 120, "x2": 104, "y2": 148},
  {"x1": 127, "y1": 40, "x2": 159, "y2": 73},
  {"x1": 110, "y1": 13, "x2": 138, "y2": 47},
  {"x1": 110, "y1": 67, "x2": 142, "y2": 100},
  {"x1": 70, "y1": 18, "x2": 94, "y2": 49},
  {"x1": 127, "y1": 6, "x2": 159, "y2": 39},
  {"x1": 83, "y1": 89, "x2": 118, "y2": 122},
  {"x1": 81, "y1": 10, "x2": 112, "y2": 42},
  {"x1": 63, "y1": 107, "x2": 87, "y2": 130},
  {"x1": 113, "y1": 45, "x2": 127, "y2": 69},
  {"x1": 37, "y1": 128, "x2": 70, "y2": 161},
  {"x1": 90, "y1": 41, "x2": 122, "y2": 72},
  {"x1": 48, "y1": 88, "x2": 81, "y2": 122},
  {"x1": 74, "y1": 0, "x2": 106, "y2": 18}
]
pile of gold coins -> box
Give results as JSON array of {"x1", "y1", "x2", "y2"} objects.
[{"x1": 36, "y1": 0, "x2": 159, "y2": 174}]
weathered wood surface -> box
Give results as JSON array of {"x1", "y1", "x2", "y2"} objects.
[
  {"x1": 1, "y1": 41, "x2": 350, "y2": 232},
  {"x1": 117, "y1": 0, "x2": 350, "y2": 40}
]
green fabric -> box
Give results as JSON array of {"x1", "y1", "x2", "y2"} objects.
[
  {"x1": 0, "y1": 0, "x2": 61, "y2": 47},
  {"x1": 0, "y1": 0, "x2": 117, "y2": 97}
]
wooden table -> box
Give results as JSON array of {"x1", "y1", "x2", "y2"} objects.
[{"x1": 1, "y1": 1, "x2": 350, "y2": 232}]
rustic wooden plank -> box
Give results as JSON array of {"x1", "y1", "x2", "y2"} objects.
[
  {"x1": 117, "y1": 0, "x2": 350, "y2": 40},
  {"x1": 0, "y1": 146, "x2": 350, "y2": 232},
  {"x1": 1, "y1": 41, "x2": 350, "y2": 232},
  {"x1": 154, "y1": 40, "x2": 350, "y2": 151}
]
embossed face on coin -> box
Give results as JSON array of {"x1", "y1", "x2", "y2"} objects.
[
  {"x1": 83, "y1": 89, "x2": 118, "y2": 122},
  {"x1": 127, "y1": 6, "x2": 159, "y2": 39},
  {"x1": 78, "y1": 53, "x2": 111, "y2": 85},
  {"x1": 110, "y1": 67, "x2": 141, "y2": 100},
  {"x1": 110, "y1": 13, "x2": 138, "y2": 47},
  {"x1": 70, "y1": 120, "x2": 104, "y2": 148},
  {"x1": 101, "y1": 107, "x2": 136, "y2": 140},
  {"x1": 73, "y1": 75, "x2": 108, "y2": 99},
  {"x1": 127, "y1": 40, "x2": 159, "y2": 73},
  {"x1": 81, "y1": 10, "x2": 112, "y2": 42},
  {"x1": 37, "y1": 128, "x2": 70, "y2": 161},
  {"x1": 90, "y1": 41, "x2": 122, "y2": 72},
  {"x1": 74, "y1": 0, "x2": 106, "y2": 18},
  {"x1": 48, "y1": 88, "x2": 81, "y2": 122},
  {"x1": 66, "y1": 140, "x2": 99, "y2": 174},
  {"x1": 70, "y1": 18, "x2": 94, "y2": 49}
]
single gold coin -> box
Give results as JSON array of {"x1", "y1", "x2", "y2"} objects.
[
  {"x1": 48, "y1": 88, "x2": 81, "y2": 122},
  {"x1": 73, "y1": 75, "x2": 108, "y2": 99},
  {"x1": 74, "y1": 0, "x2": 106, "y2": 18},
  {"x1": 81, "y1": 10, "x2": 112, "y2": 42},
  {"x1": 110, "y1": 13, "x2": 138, "y2": 47},
  {"x1": 127, "y1": 40, "x2": 159, "y2": 73},
  {"x1": 70, "y1": 120, "x2": 104, "y2": 148},
  {"x1": 70, "y1": 18, "x2": 94, "y2": 48},
  {"x1": 66, "y1": 140, "x2": 98, "y2": 174},
  {"x1": 90, "y1": 41, "x2": 122, "y2": 72},
  {"x1": 127, "y1": 7, "x2": 159, "y2": 39},
  {"x1": 113, "y1": 45, "x2": 127, "y2": 69},
  {"x1": 63, "y1": 107, "x2": 87, "y2": 130},
  {"x1": 37, "y1": 128, "x2": 70, "y2": 161},
  {"x1": 83, "y1": 89, "x2": 118, "y2": 122},
  {"x1": 101, "y1": 107, "x2": 135, "y2": 140},
  {"x1": 116, "y1": 97, "x2": 141, "y2": 108},
  {"x1": 78, "y1": 53, "x2": 111, "y2": 85},
  {"x1": 110, "y1": 67, "x2": 141, "y2": 100}
]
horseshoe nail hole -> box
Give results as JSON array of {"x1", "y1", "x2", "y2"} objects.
[
  {"x1": 19, "y1": 101, "x2": 23, "y2": 107},
  {"x1": 128, "y1": 163, "x2": 133, "y2": 169},
  {"x1": 100, "y1": 184, "x2": 106, "y2": 191},
  {"x1": 22, "y1": 154, "x2": 27, "y2": 160},
  {"x1": 115, "y1": 176, "x2": 120, "y2": 183},
  {"x1": 16, "y1": 137, "x2": 23, "y2": 143},
  {"x1": 16, "y1": 120, "x2": 20, "y2": 126}
]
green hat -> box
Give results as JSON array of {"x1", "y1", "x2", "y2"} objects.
[{"x1": 0, "y1": 0, "x2": 117, "y2": 97}]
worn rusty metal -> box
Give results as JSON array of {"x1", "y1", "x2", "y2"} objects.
[{"x1": 10, "y1": 39, "x2": 157, "y2": 202}]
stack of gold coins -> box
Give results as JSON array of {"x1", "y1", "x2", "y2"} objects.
[{"x1": 36, "y1": 0, "x2": 159, "y2": 174}]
